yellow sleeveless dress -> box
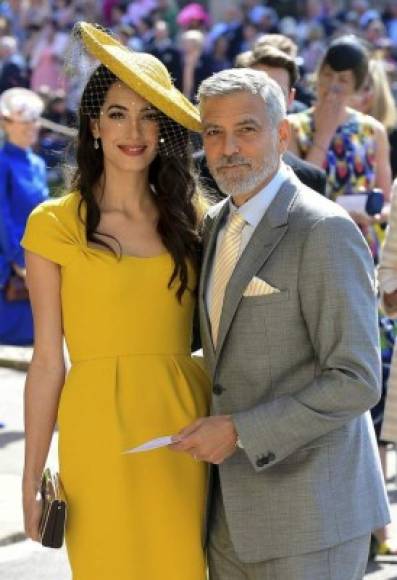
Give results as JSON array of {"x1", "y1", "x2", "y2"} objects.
[{"x1": 22, "y1": 192, "x2": 210, "y2": 580}]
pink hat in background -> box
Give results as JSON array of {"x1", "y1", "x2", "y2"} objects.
[{"x1": 177, "y1": 3, "x2": 210, "y2": 27}]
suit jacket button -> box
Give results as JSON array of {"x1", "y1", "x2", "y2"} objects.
[
  {"x1": 256, "y1": 452, "x2": 276, "y2": 467},
  {"x1": 213, "y1": 384, "x2": 225, "y2": 396}
]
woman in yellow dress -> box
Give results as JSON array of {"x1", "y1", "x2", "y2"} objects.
[{"x1": 21, "y1": 23, "x2": 210, "y2": 580}]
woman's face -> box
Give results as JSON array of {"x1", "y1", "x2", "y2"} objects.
[
  {"x1": 3, "y1": 116, "x2": 40, "y2": 149},
  {"x1": 92, "y1": 82, "x2": 160, "y2": 175},
  {"x1": 317, "y1": 64, "x2": 357, "y2": 102}
]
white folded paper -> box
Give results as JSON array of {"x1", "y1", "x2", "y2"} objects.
[
  {"x1": 123, "y1": 435, "x2": 174, "y2": 454},
  {"x1": 335, "y1": 194, "x2": 367, "y2": 214}
]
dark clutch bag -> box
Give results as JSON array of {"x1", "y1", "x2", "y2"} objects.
[
  {"x1": 4, "y1": 274, "x2": 29, "y2": 302},
  {"x1": 39, "y1": 468, "x2": 67, "y2": 549}
]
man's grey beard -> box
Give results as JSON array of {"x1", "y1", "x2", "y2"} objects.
[{"x1": 209, "y1": 147, "x2": 280, "y2": 198}]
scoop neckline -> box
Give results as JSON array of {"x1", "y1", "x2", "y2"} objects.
[{"x1": 74, "y1": 196, "x2": 169, "y2": 260}]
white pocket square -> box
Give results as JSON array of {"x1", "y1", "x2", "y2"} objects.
[{"x1": 243, "y1": 276, "x2": 280, "y2": 297}]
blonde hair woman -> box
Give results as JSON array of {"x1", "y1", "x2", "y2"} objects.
[
  {"x1": 356, "y1": 58, "x2": 397, "y2": 131},
  {"x1": 354, "y1": 57, "x2": 397, "y2": 180}
]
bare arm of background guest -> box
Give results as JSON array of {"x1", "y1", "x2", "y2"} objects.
[
  {"x1": 373, "y1": 119, "x2": 392, "y2": 202},
  {"x1": 303, "y1": 94, "x2": 347, "y2": 168},
  {"x1": 379, "y1": 180, "x2": 397, "y2": 315}
]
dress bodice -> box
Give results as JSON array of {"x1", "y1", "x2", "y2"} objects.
[{"x1": 22, "y1": 192, "x2": 196, "y2": 361}]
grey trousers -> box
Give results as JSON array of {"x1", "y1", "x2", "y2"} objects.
[{"x1": 208, "y1": 490, "x2": 370, "y2": 580}]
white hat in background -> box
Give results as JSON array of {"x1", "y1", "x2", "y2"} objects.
[{"x1": 0, "y1": 87, "x2": 44, "y2": 123}]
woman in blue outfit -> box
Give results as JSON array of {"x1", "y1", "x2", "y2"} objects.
[{"x1": 0, "y1": 87, "x2": 48, "y2": 345}]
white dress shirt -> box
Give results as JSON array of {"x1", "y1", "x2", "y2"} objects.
[{"x1": 206, "y1": 162, "x2": 290, "y2": 312}]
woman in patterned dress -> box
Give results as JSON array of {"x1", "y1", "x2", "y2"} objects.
[{"x1": 288, "y1": 35, "x2": 391, "y2": 210}]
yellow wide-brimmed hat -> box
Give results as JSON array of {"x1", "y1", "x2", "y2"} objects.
[{"x1": 76, "y1": 22, "x2": 201, "y2": 132}]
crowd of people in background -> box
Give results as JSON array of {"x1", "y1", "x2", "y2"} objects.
[
  {"x1": 0, "y1": 1, "x2": 395, "y2": 180},
  {"x1": 0, "y1": 0, "x2": 397, "y2": 188}
]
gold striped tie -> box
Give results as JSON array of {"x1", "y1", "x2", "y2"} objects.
[{"x1": 210, "y1": 211, "x2": 246, "y2": 345}]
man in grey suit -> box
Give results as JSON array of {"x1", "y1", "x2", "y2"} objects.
[{"x1": 171, "y1": 68, "x2": 390, "y2": 579}]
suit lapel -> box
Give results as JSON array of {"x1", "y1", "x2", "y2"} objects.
[
  {"x1": 215, "y1": 179, "x2": 299, "y2": 365},
  {"x1": 199, "y1": 199, "x2": 229, "y2": 366}
]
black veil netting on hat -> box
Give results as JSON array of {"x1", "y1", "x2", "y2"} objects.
[{"x1": 64, "y1": 23, "x2": 194, "y2": 159}]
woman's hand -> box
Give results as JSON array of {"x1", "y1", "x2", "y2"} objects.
[
  {"x1": 305, "y1": 90, "x2": 350, "y2": 168},
  {"x1": 23, "y1": 483, "x2": 42, "y2": 542},
  {"x1": 372, "y1": 207, "x2": 390, "y2": 225},
  {"x1": 313, "y1": 90, "x2": 348, "y2": 146}
]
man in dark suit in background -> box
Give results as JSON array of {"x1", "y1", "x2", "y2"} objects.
[
  {"x1": 148, "y1": 20, "x2": 183, "y2": 91},
  {"x1": 0, "y1": 36, "x2": 29, "y2": 94},
  {"x1": 242, "y1": 44, "x2": 326, "y2": 195}
]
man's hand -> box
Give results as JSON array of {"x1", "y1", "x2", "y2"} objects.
[{"x1": 169, "y1": 416, "x2": 238, "y2": 464}]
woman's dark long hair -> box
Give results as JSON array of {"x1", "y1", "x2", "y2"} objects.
[{"x1": 71, "y1": 65, "x2": 202, "y2": 301}]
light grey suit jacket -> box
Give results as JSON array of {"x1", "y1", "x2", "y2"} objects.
[{"x1": 199, "y1": 173, "x2": 390, "y2": 563}]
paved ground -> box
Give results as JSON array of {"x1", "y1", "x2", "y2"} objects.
[{"x1": 1, "y1": 362, "x2": 397, "y2": 578}]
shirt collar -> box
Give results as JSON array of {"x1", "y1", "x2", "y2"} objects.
[{"x1": 229, "y1": 161, "x2": 290, "y2": 228}]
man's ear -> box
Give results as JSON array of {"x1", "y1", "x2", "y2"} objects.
[
  {"x1": 90, "y1": 118, "x2": 100, "y2": 139},
  {"x1": 278, "y1": 118, "x2": 291, "y2": 155}
]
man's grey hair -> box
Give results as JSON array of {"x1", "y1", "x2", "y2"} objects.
[{"x1": 197, "y1": 68, "x2": 286, "y2": 130}]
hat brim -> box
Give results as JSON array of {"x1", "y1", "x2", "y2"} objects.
[{"x1": 78, "y1": 22, "x2": 202, "y2": 132}]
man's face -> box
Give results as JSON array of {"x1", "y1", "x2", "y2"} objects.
[
  {"x1": 201, "y1": 91, "x2": 289, "y2": 204},
  {"x1": 250, "y1": 63, "x2": 294, "y2": 108}
]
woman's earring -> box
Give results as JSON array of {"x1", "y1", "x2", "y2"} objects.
[{"x1": 93, "y1": 138, "x2": 100, "y2": 150}]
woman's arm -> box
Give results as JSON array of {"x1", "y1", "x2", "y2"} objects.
[
  {"x1": 379, "y1": 180, "x2": 397, "y2": 315},
  {"x1": 287, "y1": 116, "x2": 328, "y2": 166},
  {"x1": 303, "y1": 97, "x2": 347, "y2": 168},
  {"x1": 22, "y1": 250, "x2": 65, "y2": 541},
  {"x1": 373, "y1": 120, "x2": 392, "y2": 202}
]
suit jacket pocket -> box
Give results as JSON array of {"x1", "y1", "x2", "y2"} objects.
[
  {"x1": 243, "y1": 276, "x2": 280, "y2": 297},
  {"x1": 241, "y1": 289, "x2": 290, "y2": 305}
]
